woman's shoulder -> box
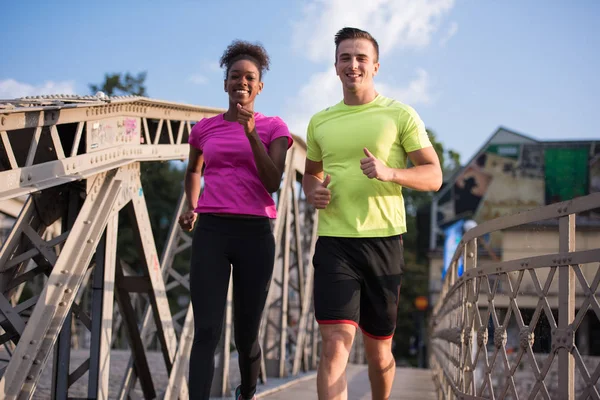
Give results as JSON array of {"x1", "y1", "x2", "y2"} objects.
[
  {"x1": 189, "y1": 114, "x2": 226, "y2": 149},
  {"x1": 255, "y1": 113, "x2": 288, "y2": 129},
  {"x1": 255, "y1": 113, "x2": 293, "y2": 148},
  {"x1": 192, "y1": 114, "x2": 224, "y2": 132}
]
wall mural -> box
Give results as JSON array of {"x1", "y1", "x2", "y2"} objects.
[
  {"x1": 544, "y1": 147, "x2": 589, "y2": 204},
  {"x1": 438, "y1": 140, "x2": 598, "y2": 279},
  {"x1": 590, "y1": 152, "x2": 600, "y2": 194},
  {"x1": 590, "y1": 150, "x2": 600, "y2": 218},
  {"x1": 437, "y1": 141, "x2": 599, "y2": 228}
]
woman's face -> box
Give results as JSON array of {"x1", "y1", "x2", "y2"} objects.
[{"x1": 224, "y1": 59, "x2": 263, "y2": 108}]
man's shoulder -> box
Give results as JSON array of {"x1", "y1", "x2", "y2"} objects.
[
  {"x1": 373, "y1": 95, "x2": 425, "y2": 130},
  {"x1": 375, "y1": 95, "x2": 417, "y2": 114},
  {"x1": 308, "y1": 101, "x2": 344, "y2": 125}
]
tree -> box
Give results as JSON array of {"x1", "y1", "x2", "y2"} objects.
[
  {"x1": 89, "y1": 73, "x2": 186, "y2": 314},
  {"x1": 89, "y1": 72, "x2": 148, "y2": 96},
  {"x1": 403, "y1": 128, "x2": 460, "y2": 216},
  {"x1": 392, "y1": 128, "x2": 461, "y2": 366}
]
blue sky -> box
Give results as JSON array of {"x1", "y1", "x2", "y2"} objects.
[{"x1": 1, "y1": 0, "x2": 598, "y2": 162}]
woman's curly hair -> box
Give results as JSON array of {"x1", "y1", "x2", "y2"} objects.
[{"x1": 219, "y1": 40, "x2": 270, "y2": 80}]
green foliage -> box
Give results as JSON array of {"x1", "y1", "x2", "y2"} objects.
[
  {"x1": 403, "y1": 129, "x2": 460, "y2": 217},
  {"x1": 139, "y1": 161, "x2": 186, "y2": 257},
  {"x1": 90, "y1": 72, "x2": 188, "y2": 316},
  {"x1": 89, "y1": 72, "x2": 148, "y2": 97},
  {"x1": 393, "y1": 128, "x2": 461, "y2": 366}
]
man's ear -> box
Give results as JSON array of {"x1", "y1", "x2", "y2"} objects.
[{"x1": 373, "y1": 62, "x2": 380, "y2": 77}]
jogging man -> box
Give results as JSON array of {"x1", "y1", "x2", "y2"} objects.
[{"x1": 302, "y1": 27, "x2": 443, "y2": 400}]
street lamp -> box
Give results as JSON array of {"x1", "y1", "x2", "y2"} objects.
[{"x1": 414, "y1": 296, "x2": 429, "y2": 368}]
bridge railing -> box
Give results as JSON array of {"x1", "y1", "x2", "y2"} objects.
[{"x1": 430, "y1": 193, "x2": 600, "y2": 399}]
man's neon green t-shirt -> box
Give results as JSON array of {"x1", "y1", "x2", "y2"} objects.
[{"x1": 306, "y1": 94, "x2": 432, "y2": 238}]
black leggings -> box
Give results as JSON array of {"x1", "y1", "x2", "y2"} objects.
[{"x1": 188, "y1": 214, "x2": 275, "y2": 399}]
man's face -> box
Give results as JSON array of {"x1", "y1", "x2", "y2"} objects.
[{"x1": 335, "y1": 38, "x2": 380, "y2": 93}]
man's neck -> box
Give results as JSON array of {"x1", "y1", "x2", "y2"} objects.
[{"x1": 343, "y1": 87, "x2": 378, "y2": 106}]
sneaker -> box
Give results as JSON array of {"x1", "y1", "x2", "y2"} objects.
[{"x1": 235, "y1": 385, "x2": 256, "y2": 400}]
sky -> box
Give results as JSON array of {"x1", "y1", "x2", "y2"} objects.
[{"x1": 1, "y1": 0, "x2": 598, "y2": 163}]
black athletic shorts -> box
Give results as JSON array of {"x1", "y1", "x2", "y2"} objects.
[{"x1": 312, "y1": 235, "x2": 404, "y2": 340}]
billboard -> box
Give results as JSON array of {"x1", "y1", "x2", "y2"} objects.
[{"x1": 442, "y1": 219, "x2": 464, "y2": 280}]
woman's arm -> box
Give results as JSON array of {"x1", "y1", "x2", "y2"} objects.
[
  {"x1": 247, "y1": 133, "x2": 289, "y2": 193},
  {"x1": 178, "y1": 146, "x2": 204, "y2": 231}
]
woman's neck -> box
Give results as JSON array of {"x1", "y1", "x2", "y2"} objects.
[{"x1": 223, "y1": 101, "x2": 255, "y2": 121}]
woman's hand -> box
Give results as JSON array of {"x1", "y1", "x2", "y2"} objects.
[
  {"x1": 236, "y1": 103, "x2": 255, "y2": 135},
  {"x1": 178, "y1": 210, "x2": 197, "y2": 231}
]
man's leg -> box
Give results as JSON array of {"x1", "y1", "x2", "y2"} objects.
[
  {"x1": 317, "y1": 324, "x2": 356, "y2": 400},
  {"x1": 312, "y1": 237, "x2": 361, "y2": 400},
  {"x1": 357, "y1": 235, "x2": 404, "y2": 400},
  {"x1": 363, "y1": 334, "x2": 396, "y2": 400}
]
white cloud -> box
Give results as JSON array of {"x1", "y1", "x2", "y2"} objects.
[
  {"x1": 378, "y1": 69, "x2": 435, "y2": 106},
  {"x1": 0, "y1": 79, "x2": 76, "y2": 99},
  {"x1": 439, "y1": 21, "x2": 458, "y2": 46},
  {"x1": 188, "y1": 61, "x2": 222, "y2": 85},
  {"x1": 284, "y1": 68, "x2": 434, "y2": 137},
  {"x1": 206, "y1": 61, "x2": 221, "y2": 72},
  {"x1": 292, "y1": 0, "x2": 455, "y2": 63},
  {"x1": 284, "y1": 67, "x2": 340, "y2": 136},
  {"x1": 285, "y1": 0, "x2": 453, "y2": 137},
  {"x1": 189, "y1": 74, "x2": 208, "y2": 85}
]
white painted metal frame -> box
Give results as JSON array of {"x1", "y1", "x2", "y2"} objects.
[
  {"x1": 431, "y1": 193, "x2": 600, "y2": 399},
  {"x1": 0, "y1": 95, "x2": 320, "y2": 399}
]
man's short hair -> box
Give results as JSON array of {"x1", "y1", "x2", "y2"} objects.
[{"x1": 334, "y1": 27, "x2": 380, "y2": 62}]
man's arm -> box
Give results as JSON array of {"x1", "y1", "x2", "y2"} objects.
[
  {"x1": 302, "y1": 159, "x2": 324, "y2": 194},
  {"x1": 360, "y1": 146, "x2": 443, "y2": 192},
  {"x1": 302, "y1": 159, "x2": 331, "y2": 209}
]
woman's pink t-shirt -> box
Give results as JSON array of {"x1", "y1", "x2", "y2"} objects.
[{"x1": 188, "y1": 113, "x2": 293, "y2": 219}]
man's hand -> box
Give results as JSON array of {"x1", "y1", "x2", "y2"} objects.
[
  {"x1": 178, "y1": 210, "x2": 197, "y2": 232},
  {"x1": 360, "y1": 148, "x2": 392, "y2": 181},
  {"x1": 237, "y1": 103, "x2": 255, "y2": 135},
  {"x1": 307, "y1": 175, "x2": 331, "y2": 209}
]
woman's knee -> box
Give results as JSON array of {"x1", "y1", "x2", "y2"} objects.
[
  {"x1": 234, "y1": 334, "x2": 260, "y2": 356},
  {"x1": 193, "y1": 325, "x2": 223, "y2": 347}
]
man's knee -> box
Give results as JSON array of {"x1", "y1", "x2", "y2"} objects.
[
  {"x1": 366, "y1": 349, "x2": 395, "y2": 372},
  {"x1": 364, "y1": 337, "x2": 395, "y2": 372},
  {"x1": 320, "y1": 326, "x2": 355, "y2": 361}
]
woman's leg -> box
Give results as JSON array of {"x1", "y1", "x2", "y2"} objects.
[
  {"x1": 188, "y1": 218, "x2": 232, "y2": 399},
  {"x1": 231, "y1": 226, "x2": 275, "y2": 399}
]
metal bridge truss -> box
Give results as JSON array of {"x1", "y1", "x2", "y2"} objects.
[{"x1": 0, "y1": 95, "x2": 323, "y2": 399}]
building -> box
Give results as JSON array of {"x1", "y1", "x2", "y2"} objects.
[{"x1": 425, "y1": 126, "x2": 600, "y2": 354}]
